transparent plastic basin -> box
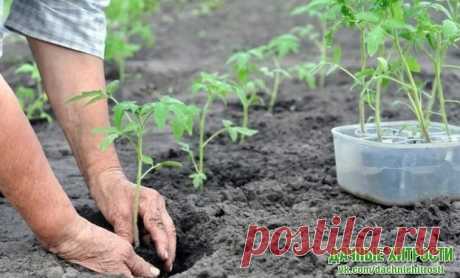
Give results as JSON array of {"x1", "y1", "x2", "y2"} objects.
[{"x1": 331, "y1": 121, "x2": 460, "y2": 205}]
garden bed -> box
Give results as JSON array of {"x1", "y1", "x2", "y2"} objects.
[{"x1": 1, "y1": 0, "x2": 460, "y2": 277}]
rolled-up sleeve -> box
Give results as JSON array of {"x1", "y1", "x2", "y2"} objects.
[{"x1": 5, "y1": 0, "x2": 110, "y2": 59}]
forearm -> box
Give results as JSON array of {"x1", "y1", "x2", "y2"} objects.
[
  {"x1": 0, "y1": 75, "x2": 78, "y2": 244},
  {"x1": 28, "y1": 38, "x2": 124, "y2": 194}
]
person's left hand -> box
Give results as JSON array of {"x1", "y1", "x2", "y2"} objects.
[{"x1": 89, "y1": 169, "x2": 176, "y2": 272}]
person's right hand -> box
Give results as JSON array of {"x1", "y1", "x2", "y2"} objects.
[{"x1": 42, "y1": 216, "x2": 160, "y2": 278}]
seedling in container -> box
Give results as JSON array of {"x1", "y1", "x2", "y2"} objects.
[
  {"x1": 69, "y1": 81, "x2": 199, "y2": 248},
  {"x1": 181, "y1": 72, "x2": 258, "y2": 190},
  {"x1": 416, "y1": 1, "x2": 460, "y2": 140}
]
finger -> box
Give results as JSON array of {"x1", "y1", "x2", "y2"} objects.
[
  {"x1": 142, "y1": 200, "x2": 170, "y2": 261},
  {"x1": 161, "y1": 205, "x2": 177, "y2": 272},
  {"x1": 113, "y1": 266, "x2": 134, "y2": 278},
  {"x1": 126, "y1": 251, "x2": 161, "y2": 278},
  {"x1": 114, "y1": 218, "x2": 134, "y2": 244}
]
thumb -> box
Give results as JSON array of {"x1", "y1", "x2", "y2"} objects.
[
  {"x1": 126, "y1": 252, "x2": 161, "y2": 278},
  {"x1": 114, "y1": 218, "x2": 134, "y2": 244}
]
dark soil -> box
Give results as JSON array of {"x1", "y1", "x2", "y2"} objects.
[{"x1": 1, "y1": 0, "x2": 460, "y2": 277}]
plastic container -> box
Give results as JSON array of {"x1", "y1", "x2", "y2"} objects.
[{"x1": 331, "y1": 121, "x2": 460, "y2": 206}]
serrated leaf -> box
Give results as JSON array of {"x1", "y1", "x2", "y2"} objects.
[
  {"x1": 171, "y1": 118, "x2": 185, "y2": 140},
  {"x1": 268, "y1": 34, "x2": 300, "y2": 58},
  {"x1": 99, "y1": 133, "x2": 119, "y2": 151},
  {"x1": 190, "y1": 172, "x2": 207, "y2": 190},
  {"x1": 442, "y1": 19, "x2": 459, "y2": 40},
  {"x1": 106, "y1": 80, "x2": 120, "y2": 96},
  {"x1": 153, "y1": 102, "x2": 167, "y2": 129},
  {"x1": 367, "y1": 26, "x2": 385, "y2": 56},
  {"x1": 406, "y1": 56, "x2": 421, "y2": 73}
]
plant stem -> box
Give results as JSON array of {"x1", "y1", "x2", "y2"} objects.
[
  {"x1": 319, "y1": 23, "x2": 328, "y2": 89},
  {"x1": 374, "y1": 47, "x2": 386, "y2": 142},
  {"x1": 203, "y1": 128, "x2": 226, "y2": 148},
  {"x1": 268, "y1": 57, "x2": 281, "y2": 113},
  {"x1": 375, "y1": 79, "x2": 383, "y2": 142},
  {"x1": 425, "y1": 72, "x2": 438, "y2": 122},
  {"x1": 133, "y1": 132, "x2": 143, "y2": 248},
  {"x1": 435, "y1": 54, "x2": 451, "y2": 140},
  {"x1": 359, "y1": 30, "x2": 368, "y2": 133},
  {"x1": 240, "y1": 103, "x2": 249, "y2": 143},
  {"x1": 116, "y1": 57, "x2": 126, "y2": 82},
  {"x1": 199, "y1": 98, "x2": 212, "y2": 174},
  {"x1": 394, "y1": 34, "x2": 431, "y2": 142}
]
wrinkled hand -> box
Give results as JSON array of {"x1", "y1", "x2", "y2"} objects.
[
  {"x1": 90, "y1": 169, "x2": 176, "y2": 272},
  {"x1": 44, "y1": 217, "x2": 160, "y2": 278}
]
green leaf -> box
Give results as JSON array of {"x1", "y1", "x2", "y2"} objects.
[
  {"x1": 106, "y1": 80, "x2": 120, "y2": 97},
  {"x1": 367, "y1": 26, "x2": 385, "y2": 56},
  {"x1": 158, "y1": 161, "x2": 183, "y2": 169},
  {"x1": 442, "y1": 19, "x2": 459, "y2": 40},
  {"x1": 406, "y1": 56, "x2": 421, "y2": 73},
  {"x1": 268, "y1": 34, "x2": 300, "y2": 58},
  {"x1": 171, "y1": 118, "x2": 186, "y2": 140},
  {"x1": 234, "y1": 127, "x2": 258, "y2": 137},
  {"x1": 153, "y1": 102, "x2": 168, "y2": 129},
  {"x1": 99, "y1": 133, "x2": 119, "y2": 151},
  {"x1": 355, "y1": 11, "x2": 379, "y2": 24},
  {"x1": 15, "y1": 63, "x2": 35, "y2": 75},
  {"x1": 113, "y1": 104, "x2": 126, "y2": 130},
  {"x1": 142, "y1": 155, "x2": 154, "y2": 165},
  {"x1": 190, "y1": 172, "x2": 207, "y2": 190},
  {"x1": 66, "y1": 90, "x2": 106, "y2": 104}
]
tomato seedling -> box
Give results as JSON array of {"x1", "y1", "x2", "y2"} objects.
[
  {"x1": 415, "y1": 1, "x2": 460, "y2": 139},
  {"x1": 106, "y1": 0, "x2": 158, "y2": 80},
  {"x1": 259, "y1": 34, "x2": 300, "y2": 112},
  {"x1": 291, "y1": 0, "x2": 344, "y2": 89},
  {"x1": 69, "y1": 81, "x2": 199, "y2": 247},
  {"x1": 226, "y1": 48, "x2": 266, "y2": 140},
  {"x1": 181, "y1": 72, "x2": 258, "y2": 190},
  {"x1": 15, "y1": 62, "x2": 52, "y2": 123}
]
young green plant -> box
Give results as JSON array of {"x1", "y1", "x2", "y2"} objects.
[
  {"x1": 226, "y1": 48, "x2": 266, "y2": 140},
  {"x1": 260, "y1": 34, "x2": 299, "y2": 112},
  {"x1": 15, "y1": 62, "x2": 52, "y2": 123},
  {"x1": 418, "y1": 1, "x2": 460, "y2": 139},
  {"x1": 106, "y1": 0, "x2": 158, "y2": 80},
  {"x1": 181, "y1": 73, "x2": 258, "y2": 190},
  {"x1": 291, "y1": 0, "x2": 344, "y2": 89},
  {"x1": 69, "y1": 81, "x2": 199, "y2": 248}
]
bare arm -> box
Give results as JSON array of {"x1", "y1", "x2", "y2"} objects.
[
  {"x1": 0, "y1": 69, "x2": 160, "y2": 277},
  {"x1": 28, "y1": 38, "x2": 176, "y2": 272},
  {"x1": 0, "y1": 75, "x2": 78, "y2": 244}
]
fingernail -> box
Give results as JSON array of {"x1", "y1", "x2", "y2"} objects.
[
  {"x1": 163, "y1": 250, "x2": 169, "y2": 260},
  {"x1": 150, "y1": 266, "x2": 160, "y2": 277},
  {"x1": 169, "y1": 265, "x2": 173, "y2": 272}
]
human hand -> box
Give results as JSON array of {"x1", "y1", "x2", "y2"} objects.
[
  {"x1": 89, "y1": 169, "x2": 176, "y2": 272},
  {"x1": 43, "y1": 216, "x2": 161, "y2": 278}
]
